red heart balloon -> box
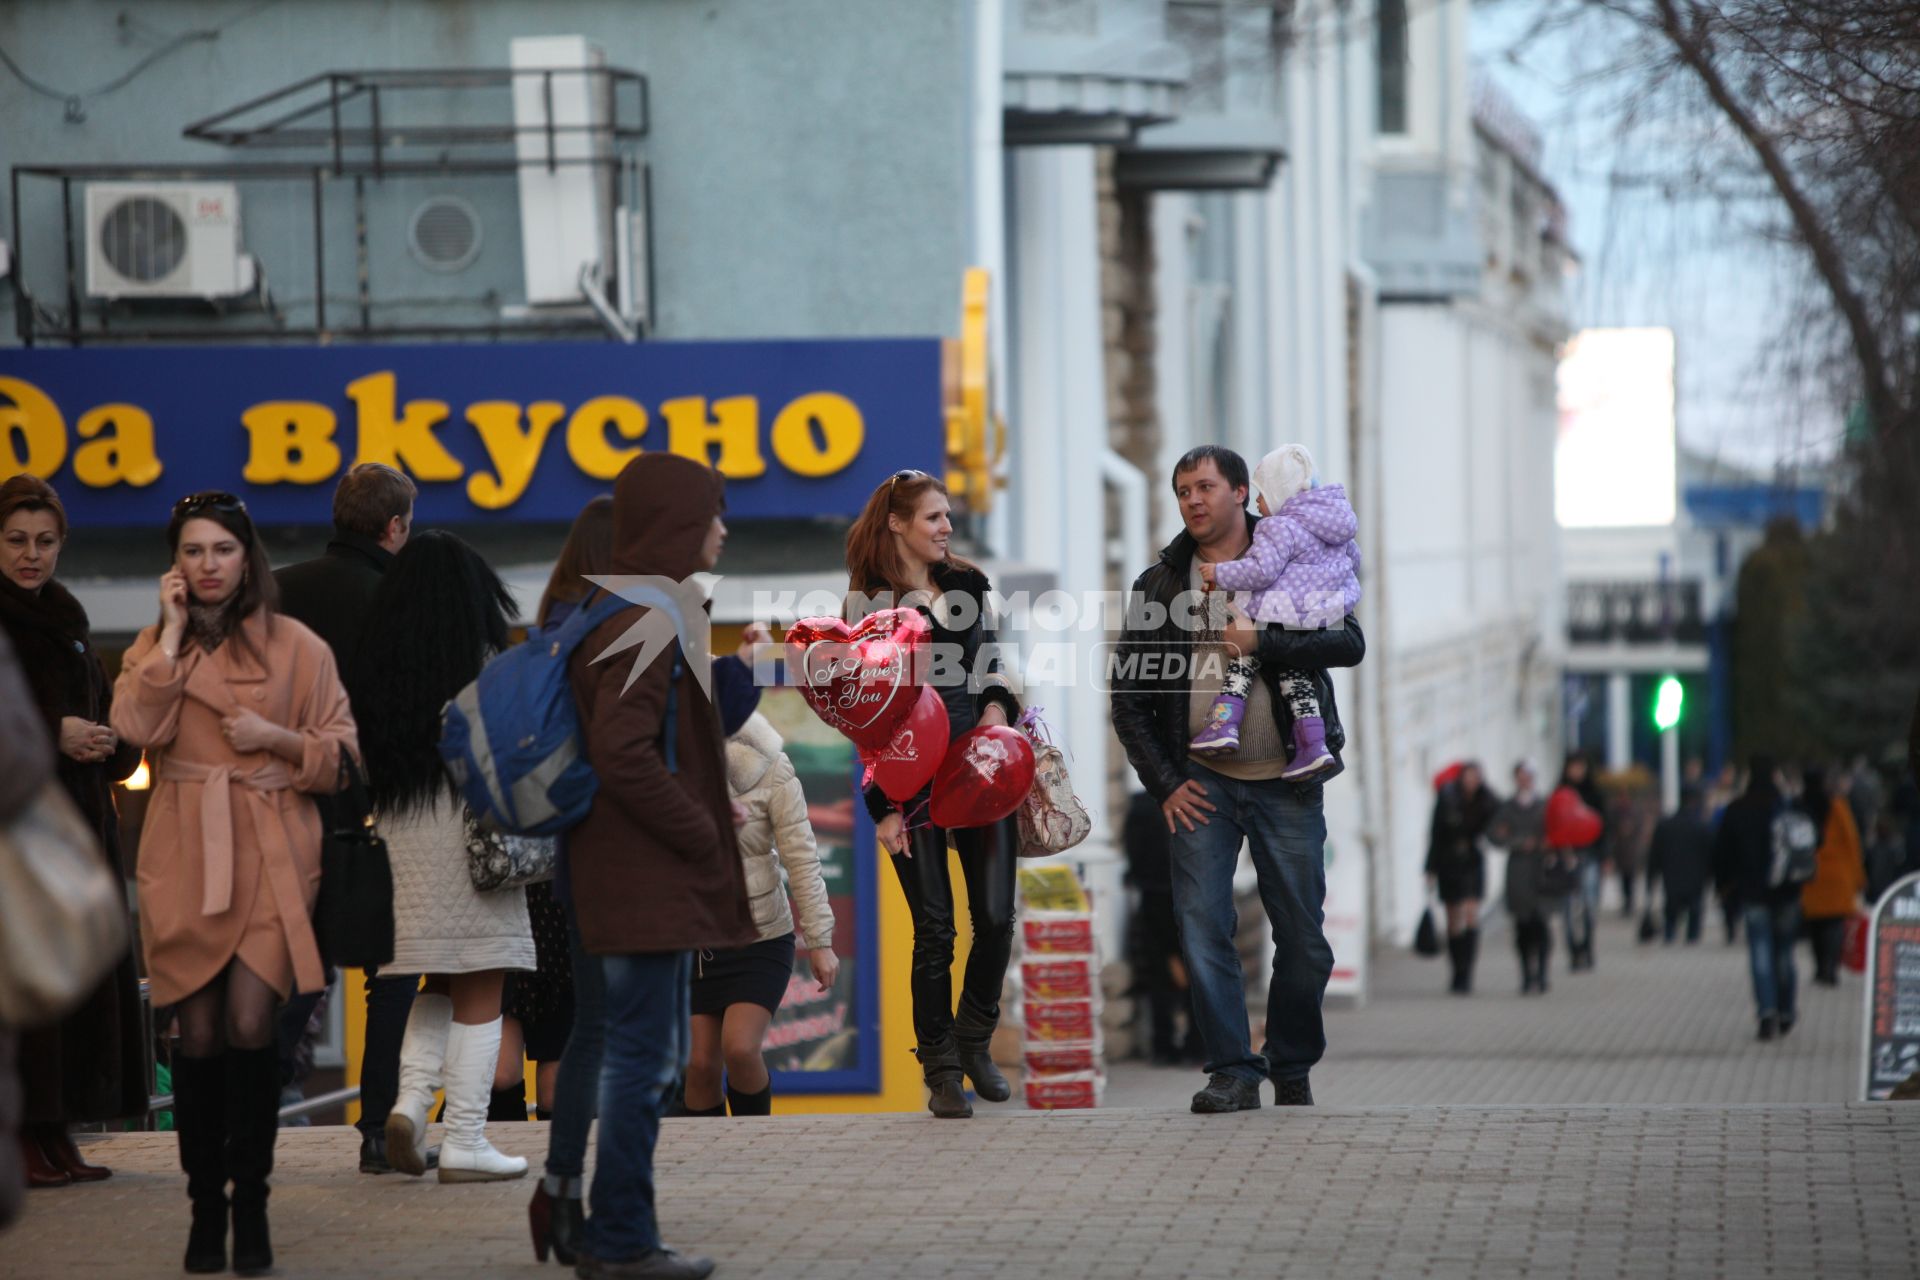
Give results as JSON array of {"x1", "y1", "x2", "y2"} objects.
[
  {"x1": 1545, "y1": 785, "x2": 1602, "y2": 849},
  {"x1": 785, "y1": 609, "x2": 931, "y2": 753},
  {"x1": 930, "y1": 725, "x2": 1036, "y2": 830},
  {"x1": 870, "y1": 685, "x2": 951, "y2": 803}
]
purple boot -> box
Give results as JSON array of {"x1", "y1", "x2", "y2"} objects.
[
  {"x1": 1189, "y1": 692, "x2": 1247, "y2": 756},
  {"x1": 1281, "y1": 716, "x2": 1334, "y2": 779}
]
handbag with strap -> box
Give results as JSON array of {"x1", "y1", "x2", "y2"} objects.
[
  {"x1": 464, "y1": 810, "x2": 558, "y2": 892},
  {"x1": 1013, "y1": 709, "x2": 1092, "y2": 858},
  {"x1": 0, "y1": 781, "x2": 129, "y2": 1027},
  {"x1": 314, "y1": 753, "x2": 395, "y2": 970}
]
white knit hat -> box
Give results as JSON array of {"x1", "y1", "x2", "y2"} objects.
[{"x1": 1253, "y1": 443, "x2": 1315, "y2": 509}]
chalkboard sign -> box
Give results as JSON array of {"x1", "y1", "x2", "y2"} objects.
[{"x1": 1862, "y1": 872, "x2": 1920, "y2": 1101}]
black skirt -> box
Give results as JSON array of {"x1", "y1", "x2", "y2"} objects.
[
  {"x1": 690, "y1": 933, "x2": 797, "y2": 1016},
  {"x1": 1435, "y1": 859, "x2": 1487, "y2": 906}
]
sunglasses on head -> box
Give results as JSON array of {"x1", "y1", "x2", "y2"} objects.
[
  {"x1": 886, "y1": 468, "x2": 930, "y2": 500},
  {"x1": 172, "y1": 491, "x2": 247, "y2": 520}
]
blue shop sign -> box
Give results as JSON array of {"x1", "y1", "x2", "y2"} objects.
[{"x1": 0, "y1": 339, "x2": 943, "y2": 524}]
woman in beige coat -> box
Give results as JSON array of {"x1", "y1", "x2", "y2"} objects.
[
  {"x1": 347, "y1": 531, "x2": 534, "y2": 1183},
  {"x1": 679, "y1": 712, "x2": 839, "y2": 1117},
  {"x1": 113, "y1": 492, "x2": 357, "y2": 1277}
]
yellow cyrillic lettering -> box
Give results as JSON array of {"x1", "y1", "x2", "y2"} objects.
[
  {"x1": 770, "y1": 392, "x2": 864, "y2": 477},
  {"x1": 241, "y1": 402, "x2": 341, "y2": 484},
  {"x1": 662, "y1": 395, "x2": 766, "y2": 478},
  {"x1": 0, "y1": 377, "x2": 68, "y2": 481},
  {"x1": 72, "y1": 404, "x2": 164, "y2": 488},
  {"x1": 348, "y1": 371, "x2": 462, "y2": 481},
  {"x1": 565, "y1": 396, "x2": 649, "y2": 480},
  {"x1": 466, "y1": 401, "x2": 564, "y2": 509}
]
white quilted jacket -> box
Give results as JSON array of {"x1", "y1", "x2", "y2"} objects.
[
  {"x1": 383, "y1": 800, "x2": 535, "y2": 975},
  {"x1": 725, "y1": 715, "x2": 835, "y2": 949}
]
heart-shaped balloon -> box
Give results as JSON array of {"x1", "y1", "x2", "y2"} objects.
[
  {"x1": 785, "y1": 609, "x2": 931, "y2": 753},
  {"x1": 1545, "y1": 785, "x2": 1602, "y2": 849},
  {"x1": 870, "y1": 685, "x2": 951, "y2": 803},
  {"x1": 930, "y1": 725, "x2": 1036, "y2": 830}
]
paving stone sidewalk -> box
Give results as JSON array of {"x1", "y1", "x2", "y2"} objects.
[
  {"x1": 1100, "y1": 901, "x2": 1867, "y2": 1110},
  {"x1": 7, "y1": 1103, "x2": 1915, "y2": 1279}
]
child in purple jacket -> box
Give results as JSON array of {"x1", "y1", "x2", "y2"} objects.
[{"x1": 1194, "y1": 444, "x2": 1361, "y2": 777}]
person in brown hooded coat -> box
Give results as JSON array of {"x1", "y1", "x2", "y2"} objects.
[{"x1": 564, "y1": 453, "x2": 756, "y2": 1280}]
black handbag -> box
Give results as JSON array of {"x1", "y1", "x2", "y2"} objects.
[
  {"x1": 314, "y1": 754, "x2": 394, "y2": 970},
  {"x1": 1414, "y1": 905, "x2": 1442, "y2": 958}
]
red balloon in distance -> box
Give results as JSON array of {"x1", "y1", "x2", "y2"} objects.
[
  {"x1": 785, "y1": 609, "x2": 931, "y2": 753},
  {"x1": 929, "y1": 725, "x2": 1036, "y2": 830},
  {"x1": 871, "y1": 686, "x2": 951, "y2": 803},
  {"x1": 1544, "y1": 785, "x2": 1602, "y2": 849}
]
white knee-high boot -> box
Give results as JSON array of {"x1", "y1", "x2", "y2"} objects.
[
  {"x1": 383, "y1": 992, "x2": 451, "y2": 1177},
  {"x1": 437, "y1": 1018, "x2": 528, "y2": 1183}
]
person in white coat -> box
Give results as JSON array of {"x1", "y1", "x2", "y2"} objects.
[{"x1": 679, "y1": 713, "x2": 839, "y2": 1116}]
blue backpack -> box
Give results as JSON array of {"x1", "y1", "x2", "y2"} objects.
[{"x1": 439, "y1": 592, "x2": 684, "y2": 836}]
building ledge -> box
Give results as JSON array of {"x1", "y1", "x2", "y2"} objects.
[{"x1": 1003, "y1": 31, "x2": 1187, "y2": 146}]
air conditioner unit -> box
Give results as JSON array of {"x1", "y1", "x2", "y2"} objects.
[{"x1": 84, "y1": 182, "x2": 257, "y2": 300}]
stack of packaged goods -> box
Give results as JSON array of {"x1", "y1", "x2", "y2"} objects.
[{"x1": 1016, "y1": 865, "x2": 1103, "y2": 1109}]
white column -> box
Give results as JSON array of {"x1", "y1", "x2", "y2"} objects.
[
  {"x1": 1009, "y1": 145, "x2": 1121, "y2": 948},
  {"x1": 1607, "y1": 671, "x2": 1632, "y2": 770}
]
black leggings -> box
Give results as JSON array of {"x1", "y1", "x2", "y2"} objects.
[{"x1": 889, "y1": 814, "x2": 1019, "y2": 1050}]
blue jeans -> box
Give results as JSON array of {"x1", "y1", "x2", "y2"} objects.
[
  {"x1": 1168, "y1": 761, "x2": 1332, "y2": 1085},
  {"x1": 1560, "y1": 852, "x2": 1602, "y2": 957},
  {"x1": 584, "y1": 951, "x2": 691, "y2": 1263},
  {"x1": 544, "y1": 916, "x2": 607, "y2": 1181},
  {"x1": 1743, "y1": 899, "x2": 1800, "y2": 1021}
]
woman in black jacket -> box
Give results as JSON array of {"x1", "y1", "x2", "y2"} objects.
[
  {"x1": 1424, "y1": 762, "x2": 1500, "y2": 994},
  {"x1": 845, "y1": 469, "x2": 1021, "y2": 1119},
  {"x1": 0, "y1": 476, "x2": 145, "y2": 1186}
]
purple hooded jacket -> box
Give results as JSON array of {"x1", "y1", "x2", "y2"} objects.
[{"x1": 1213, "y1": 483, "x2": 1362, "y2": 630}]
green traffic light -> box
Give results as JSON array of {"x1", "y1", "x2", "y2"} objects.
[{"x1": 1653, "y1": 676, "x2": 1684, "y2": 731}]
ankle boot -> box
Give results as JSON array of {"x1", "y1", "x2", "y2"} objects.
[
  {"x1": 172, "y1": 1053, "x2": 228, "y2": 1275},
  {"x1": 437, "y1": 1019, "x2": 529, "y2": 1183},
  {"x1": 725, "y1": 1083, "x2": 773, "y2": 1116},
  {"x1": 225, "y1": 1046, "x2": 280, "y2": 1278},
  {"x1": 1281, "y1": 716, "x2": 1335, "y2": 780},
  {"x1": 385, "y1": 992, "x2": 452, "y2": 1177},
  {"x1": 529, "y1": 1176, "x2": 586, "y2": 1265},
  {"x1": 916, "y1": 1040, "x2": 972, "y2": 1119},
  {"x1": 952, "y1": 994, "x2": 1011, "y2": 1103},
  {"x1": 1189, "y1": 692, "x2": 1248, "y2": 756}
]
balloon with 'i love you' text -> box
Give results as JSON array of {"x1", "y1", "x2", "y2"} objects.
[{"x1": 784, "y1": 609, "x2": 931, "y2": 754}]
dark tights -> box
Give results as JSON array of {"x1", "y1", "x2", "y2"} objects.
[
  {"x1": 174, "y1": 962, "x2": 282, "y2": 1058},
  {"x1": 890, "y1": 814, "x2": 1019, "y2": 1051}
]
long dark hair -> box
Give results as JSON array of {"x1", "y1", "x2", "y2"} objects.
[
  {"x1": 349, "y1": 530, "x2": 517, "y2": 818},
  {"x1": 843, "y1": 469, "x2": 978, "y2": 616},
  {"x1": 165, "y1": 491, "x2": 278, "y2": 667},
  {"x1": 538, "y1": 495, "x2": 614, "y2": 627},
  {"x1": 1800, "y1": 767, "x2": 1832, "y2": 827}
]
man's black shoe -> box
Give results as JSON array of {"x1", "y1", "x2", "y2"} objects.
[
  {"x1": 1757, "y1": 1015, "x2": 1779, "y2": 1042},
  {"x1": 1271, "y1": 1077, "x2": 1314, "y2": 1106},
  {"x1": 1190, "y1": 1072, "x2": 1261, "y2": 1114},
  {"x1": 360, "y1": 1132, "x2": 437, "y2": 1174}
]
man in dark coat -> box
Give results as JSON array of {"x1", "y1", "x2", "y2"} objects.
[
  {"x1": 567, "y1": 453, "x2": 756, "y2": 1279},
  {"x1": 271, "y1": 462, "x2": 420, "y2": 1173},
  {"x1": 1712, "y1": 756, "x2": 1801, "y2": 1040},
  {"x1": 1649, "y1": 787, "x2": 1715, "y2": 944},
  {"x1": 1109, "y1": 446, "x2": 1364, "y2": 1115}
]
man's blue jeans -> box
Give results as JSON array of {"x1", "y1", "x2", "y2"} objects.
[
  {"x1": 1168, "y1": 761, "x2": 1333, "y2": 1085},
  {"x1": 1743, "y1": 899, "x2": 1801, "y2": 1022},
  {"x1": 583, "y1": 951, "x2": 690, "y2": 1263},
  {"x1": 543, "y1": 915, "x2": 607, "y2": 1181}
]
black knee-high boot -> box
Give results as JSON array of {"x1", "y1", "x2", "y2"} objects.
[
  {"x1": 488, "y1": 1085, "x2": 528, "y2": 1121},
  {"x1": 1461, "y1": 927, "x2": 1480, "y2": 994},
  {"x1": 225, "y1": 1046, "x2": 281, "y2": 1278},
  {"x1": 1447, "y1": 933, "x2": 1470, "y2": 993},
  {"x1": 173, "y1": 1054, "x2": 229, "y2": 1275},
  {"x1": 1516, "y1": 929, "x2": 1536, "y2": 993},
  {"x1": 725, "y1": 1083, "x2": 772, "y2": 1116}
]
